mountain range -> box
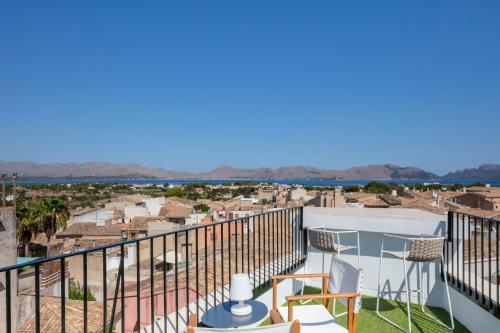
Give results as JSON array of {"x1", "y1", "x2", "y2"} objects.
[{"x1": 1, "y1": 160, "x2": 499, "y2": 180}]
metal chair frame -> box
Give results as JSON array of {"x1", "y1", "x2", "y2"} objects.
[
  {"x1": 376, "y1": 234, "x2": 454, "y2": 333},
  {"x1": 300, "y1": 226, "x2": 360, "y2": 318}
]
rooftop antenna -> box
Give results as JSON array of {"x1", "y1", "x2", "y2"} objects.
[
  {"x1": 12, "y1": 173, "x2": 17, "y2": 209},
  {"x1": 1, "y1": 173, "x2": 6, "y2": 206}
]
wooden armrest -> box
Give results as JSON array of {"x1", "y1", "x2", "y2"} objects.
[
  {"x1": 270, "y1": 309, "x2": 285, "y2": 324},
  {"x1": 272, "y1": 273, "x2": 330, "y2": 280},
  {"x1": 272, "y1": 273, "x2": 332, "y2": 311},
  {"x1": 286, "y1": 292, "x2": 360, "y2": 302}
]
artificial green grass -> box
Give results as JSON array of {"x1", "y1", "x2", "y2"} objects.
[{"x1": 261, "y1": 286, "x2": 470, "y2": 333}]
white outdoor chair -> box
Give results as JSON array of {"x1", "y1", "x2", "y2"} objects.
[
  {"x1": 376, "y1": 234, "x2": 454, "y2": 333},
  {"x1": 187, "y1": 317, "x2": 300, "y2": 333},
  {"x1": 271, "y1": 256, "x2": 363, "y2": 333},
  {"x1": 300, "y1": 226, "x2": 360, "y2": 317}
]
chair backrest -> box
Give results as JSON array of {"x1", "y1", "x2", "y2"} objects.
[
  {"x1": 328, "y1": 256, "x2": 363, "y2": 313},
  {"x1": 307, "y1": 228, "x2": 338, "y2": 253},
  {"x1": 408, "y1": 236, "x2": 444, "y2": 262},
  {"x1": 188, "y1": 321, "x2": 300, "y2": 333}
]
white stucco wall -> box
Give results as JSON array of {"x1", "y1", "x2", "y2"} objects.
[{"x1": 302, "y1": 207, "x2": 500, "y2": 333}]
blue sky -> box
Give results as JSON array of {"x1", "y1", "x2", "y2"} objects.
[{"x1": 1, "y1": 1, "x2": 499, "y2": 175}]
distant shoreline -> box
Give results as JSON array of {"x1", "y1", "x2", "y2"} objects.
[{"x1": 14, "y1": 178, "x2": 500, "y2": 186}]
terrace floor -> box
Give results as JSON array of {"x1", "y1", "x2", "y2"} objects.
[{"x1": 261, "y1": 286, "x2": 470, "y2": 333}]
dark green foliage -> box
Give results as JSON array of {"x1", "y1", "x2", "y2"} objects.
[
  {"x1": 363, "y1": 182, "x2": 398, "y2": 194},
  {"x1": 163, "y1": 187, "x2": 185, "y2": 197},
  {"x1": 68, "y1": 280, "x2": 96, "y2": 301}
]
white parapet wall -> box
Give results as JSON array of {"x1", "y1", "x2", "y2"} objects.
[
  {"x1": 303, "y1": 207, "x2": 447, "y2": 304},
  {"x1": 303, "y1": 207, "x2": 500, "y2": 333}
]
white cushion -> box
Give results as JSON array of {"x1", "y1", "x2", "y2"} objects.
[{"x1": 277, "y1": 305, "x2": 348, "y2": 333}]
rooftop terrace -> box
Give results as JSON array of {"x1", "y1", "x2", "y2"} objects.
[{"x1": 0, "y1": 206, "x2": 499, "y2": 333}]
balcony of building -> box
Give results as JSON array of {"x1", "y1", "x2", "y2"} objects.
[{"x1": 0, "y1": 206, "x2": 499, "y2": 333}]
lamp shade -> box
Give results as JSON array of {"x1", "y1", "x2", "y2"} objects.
[{"x1": 229, "y1": 274, "x2": 253, "y2": 301}]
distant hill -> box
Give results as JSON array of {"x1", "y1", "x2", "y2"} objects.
[
  {"x1": 198, "y1": 164, "x2": 438, "y2": 180},
  {"x1": 443, "y1": 164, "x2": 500, "y2": 180},
  {"x1": 0, "y1": 161, "x2": 190, "y2": 179},
  {"x1": 0, "y1": 160, "x2": 441, "y2": 180}
]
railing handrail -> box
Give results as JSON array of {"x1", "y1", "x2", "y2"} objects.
[
  {"x1": 0, "y1": 207, "x2": 295, "y2": 272},
  {"x1": 448, "y1": 210, "x2": 500, "y2": 224}
]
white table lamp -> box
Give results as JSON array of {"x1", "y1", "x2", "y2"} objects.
[{"x1": 229, "y1": 274, "x2": 253, "y2": 316}]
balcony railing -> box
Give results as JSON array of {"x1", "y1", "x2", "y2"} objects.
[
  {"x1": 0, "y1": 206, "x2": 306, "y2": 333},
  {"x1": 446, "y1": 210, "x2": 500, "y2": 317}
]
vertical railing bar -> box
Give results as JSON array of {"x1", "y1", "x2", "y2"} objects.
[
  {"x1": 267, "y1": 212, "x2": 271, "y2": 282},
  {"x1": 241, "y1": 217, "x2": 245, "y2": 274},
  {"x1": 204, "y1": 227, "x2": 208, "y2": 313},
  {"x1": 213, "y1": 224, "x2": 216, "y2": 308},
  {"x1": 235, "y1": 219, "x2": 238, "y2": 274},
  {"x1": 271, "y1": 211, "x2": 277, "y2": 275},
  {"x1": 6, "y1": 270, "x2": 11, "y2": 333},
  {"x1": 481, "y1": 218, "x2": 485, "y2": 305},
  {"x1": 451, "y1": 212, "x2": 455, "y2": 284},
  {"x1": 185, "y1": 230, "x2": 189, "y2": 324},
  {"x1": 263, "y1": 214, "x2": 266, "y2": 283},
  {"x1": 228, "y1": 221, "x2": 232, "y2": 291},
  {"x1": 292, "y1": 208, "x2": 295, "y2": 267},
  {"x1": 195, "y1": 229, "x2": 199, "y2": 320},
  {"x1": 83, "y1": 252, "x2": 88, "y2": 333},
  {"x1": 446, "y1": 212, "x2": 451, "y2": 281},
  {"x1": 496, "y1": 220, "x2": 499, "y2": 315},
  {"x1": 460, "y1": 214, "x2": 464, "y2": 290},
  {"x1": 247, "y1": 218, "x2": 250, "y2": 281},
  {"x1": 150, "y1": 238, "x2": 155, "y2": 333},
  {"x1": 136, "y1": 240, "x2": 141, "y2": 332},
  {"x1": 163, "y1": 235, "x2": 167, "y2": 333},
  {"x1": 474, "y1": 216, "x2": 478, "y2": 300},
  {"x1": 108, "y1": 249, "x2": 123, "y2": 333},
  {"x1": 35, "y1": 264, "x2": 40, "y2": 333},
  {"x1": 488, "y1": 219, "x2": 492, "y2": 310},
  {"x1": 120, "y1": 244, "x2": 125, "y2": 333},
  {"x1": 258, "y1": 214, "x2": 261, "y2": 287},
  {"x1": 468, "y1": 215, "x2": 472, "y2": 296},
  {"x1": 221, "y1": 224, "x2": 224, "y2": 301},
  {"x1": 253, "y1": 215, "x2": 256, "y2": 291},
  {"x1": 293, "y1": 207, "x2": 302, "y2": 266},
  {"x1": 102, "y1": 248, "x2": 107, "y2": 332},
  {"x1": 281, "y1": 210, "x2": 284, "y2": 273},
  {"x1": 60, "y1": 258, "x2": 65, "y2": 333},
  {"x1": 288, "y1": 208, "x2": 291, "y2": 272},
  {"x1": 174, "y1": 233, "x2": 179, "y2": 333}
]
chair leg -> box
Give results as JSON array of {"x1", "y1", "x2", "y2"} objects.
[
  {"x1": 419, "y1": 261, "x2": 424, "y2": 313},
  {"x1": 403, "y1": 257, "x2": 412, "y2": 333},
  {"x1": 376, "y1": 239, "x2": 384, "y2": 316},
  {"x1": 419, "y1": 257, "x2": 455, "y2": 330},
  {"x1": 376, "y1": 240, "x2": 412, "y2": 333},
  {"x1": 299, "y1": 252, "x2": 311, "y2": 305},
  {"x1": 442, "y1": 255, "x2": 455, "y2": 330}
]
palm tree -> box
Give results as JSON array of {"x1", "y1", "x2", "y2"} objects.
[
  {"x1": 16, "y1": 201, "x2": 38, "y2": 256},
  {"x1": 16, "y1": 197, "x2": 70, "y2": 256},
  {"x1": 38, "y1": 197, "x2": 70, "y2": 241}
]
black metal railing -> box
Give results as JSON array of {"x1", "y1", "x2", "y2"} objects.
[
  {"x1": 445, "y1": 211, "x2": 499, "y2": 317},
  {"x1": 0, "y1": 206, "x2": 305, "y2": 333}
]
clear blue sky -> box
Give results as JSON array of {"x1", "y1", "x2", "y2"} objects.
[{"x1": 1, "y1": 1, "x2": 499, "y2": 175}]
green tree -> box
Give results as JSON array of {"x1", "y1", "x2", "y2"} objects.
[
  {"x1": 164, "y1": 187, "x2": 184, "y2": 197},
  {"x1": 16, "y1": 197, "x2": 70, "y2": 256},
  {"x1": 363, "y1": 182, "x2": 390, "y2": 194},
  {"x1": 69, "y1": 280, "x2": 96, "y2": 301},
  {"x1": 194, "y1": 203, "x2": 210, "y2": 213}
]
